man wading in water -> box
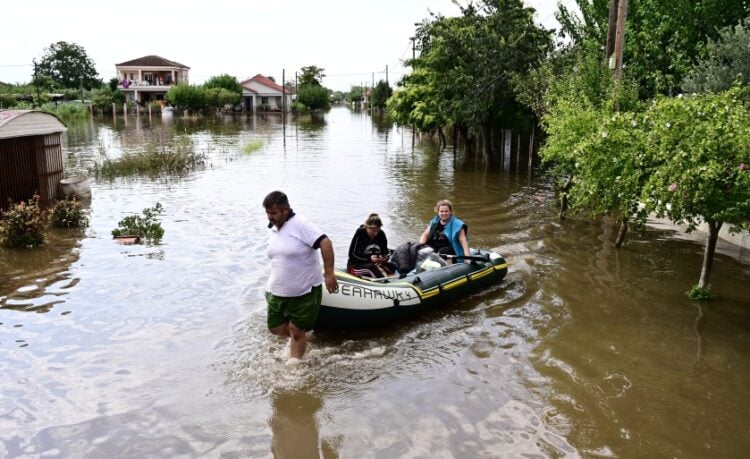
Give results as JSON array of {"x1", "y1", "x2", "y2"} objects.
[{"x1": 263, "y1": 191, "x2": 338, "y2": 363}]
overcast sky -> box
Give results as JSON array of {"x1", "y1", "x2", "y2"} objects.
[{"x1": 1, "y1": 0, "x2": 571, "y2": 92}]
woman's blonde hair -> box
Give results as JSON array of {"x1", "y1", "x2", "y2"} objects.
[
  {"x1": 434, "y1": 199, "x2": 453, "y2": 212},
  {"x1": 365, "y1": 213, "x2": 383, "y2": 227}
]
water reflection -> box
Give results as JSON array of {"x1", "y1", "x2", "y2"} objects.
[
  {"x1": 270, "y1": 389, "x2": 336, "y2": 459},
  {"x1": 0, "y1": 228, "x2": 83, "y2": 314}
]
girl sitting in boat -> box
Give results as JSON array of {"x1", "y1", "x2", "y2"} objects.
[{"x1": 347, "y1": 213, "x2": 396, "y2": 278}]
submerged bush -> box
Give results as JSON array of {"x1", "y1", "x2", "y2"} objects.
[
  {"x1": 112, "y1": 202, "x2": 164, "y2": 243},
  {"x1": 50, "y1": 197, "x2": 89, "y2": 228},
  {"x1": 242, "y1": 139, "x2": 263, "y2": 154},
  {"x1": 92, "y1": 139, "x2": 205, "y2": 179},
  {"x1": 0, "y1": 196, "x2": 46, "y2": 248},
  {"x1": 687, "y1": 285, "x2": 713, "y2": 301}
]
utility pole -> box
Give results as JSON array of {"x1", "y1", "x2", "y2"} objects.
[
  {"x1": 411, "y1": 37, "x2": 416, "y2": 60},
  {"x1": 32, "y1": 59, "x2": 41, "y2": 108},
  {"x1": 605, "y1": 0, "x2": 619, "y2": 63},
  {"x1": 385, "y1": 65, "x2": 388, "y2": 86},
  {"x1": 613, "y1": 0, "x2": 628, "y2": 82}
]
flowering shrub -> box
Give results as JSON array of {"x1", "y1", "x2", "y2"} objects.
[
  {"x1": 0, "y1": 196, "x2": 47, "y2": 248},
  {"x1": 50, "y1": 197, "x2": 89, "y2": 228}
]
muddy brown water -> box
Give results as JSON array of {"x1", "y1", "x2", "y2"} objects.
[{"x1": 1, "y1": 108, "x2": 749, "y2": 457}]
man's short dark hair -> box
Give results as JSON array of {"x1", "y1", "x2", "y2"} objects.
[{"x1": 263, "y1": 191, "x2": 289, "y2": 209}]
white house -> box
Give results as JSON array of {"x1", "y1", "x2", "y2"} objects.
[
  {"x1": 240, "y1": 74, "x2": 293, "y2": 113},
  {"x1": 115, "y1": 55, "x2": 190, "y2": 104}
]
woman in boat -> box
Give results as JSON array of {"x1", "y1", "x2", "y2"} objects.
[
  {"x1": 347, "y1": 213, "x2": 396, "y2": 278},
  {"x1": 419, "y1": 199, "x2": 470, "y2": 261}
]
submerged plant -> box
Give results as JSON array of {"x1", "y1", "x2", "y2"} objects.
[
  {"x1": 112, "y1": 202, "x2": 165, "y2": 243},
  {"x1": 242, "y1": 139, "x2": 263, "y2": 154},
  {"x1": 50, "y1": 197, "x2": 89, "y2": 228},
  {"x1": 0, "y1": 195, "x2": 46, "y2": 248},
  {"x1": 92, "y1": 139, "x2": 205, "y2": 179},
  {"x1": 687, "y1": 285, "x2": 713, "y2": 301}
]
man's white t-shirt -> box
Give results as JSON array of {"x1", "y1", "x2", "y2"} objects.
[{"x1": 266, "y1": 214, "x2": 325, "y2": 297}]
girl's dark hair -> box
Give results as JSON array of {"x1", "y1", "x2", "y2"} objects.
[{"x1": 365, "y1": 213, "x2": 382, "y2": 227}]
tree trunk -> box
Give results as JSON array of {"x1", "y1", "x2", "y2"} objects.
[
  {"x1": 452, "y1": 125, "x2": 458, "y2": 152},
  {"x1": 614, "y1": 217, "x2": 628, "y2": 248},
  {"x1": 559, "y1": 176, "x2": 573, "y2": 220},
  {"x1": 698, "y1": 220, "x2": 722, "y2": 288},
  {"x1": 438, "y1": 126, "x2": 447, "y2": 149},
  {"x1": 482, "y1": 122, "x2": 492, "y2": 165}
]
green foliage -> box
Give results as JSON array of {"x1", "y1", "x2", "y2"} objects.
[
  {"x1": 0, "y1": 196, "x2": 46, "y2": 248},
  {"x1": 166, "y1": 83, "x2": 206, "y2": 111},
  {"x1": 108, "y1": 77, "x2": 119, "y2": 91},
  {"x1": 50, "y1": 197, "x2": 89, "y2": 228},
  {"x1": 92, "y1": 86, "x2": 126, "y2": 113},
  {"x1": 298, "y1": 66, "x2": 325, "y2": 86},
  {"x1": 370, "y1": 80, "x2": 392, "y2": 109},
  {"x1": 395, "y1": 0, "x2": 552, "y2": 136},
  {"x1": 242, "y1": 140, "x2": 263, "y2": 154},
  {"x1": 35, "y1": 41, "x2": 101, "y2": 90},
  {"x1": 92, "y1": 139, "x2": 205, "y2": 179},
  {"x1": 687, "y1": 285, "x2": 713, "y2": 301},
  {"x1": 203, "y1": 74, "x2": 242, "y2": 94},
  {"x1": 642, "y1": 88, "x2": 750, "y2": 234},
  {"x1": 297, "y1": 84, "x2": 330, "y2": 110},
  {"x1": 683, "y1": 18, "x2": 750, "y2": 94},
  {"x1": 560, "y1": 0, "x2": 750, "y2": 99},
  {"x1": 203, "y1": 87, "x2": 241, "y2": 110},
  {"x1": 388, "y1": 68, "x2": 446, "y2": 132},
  {"x1": 290, "y1": 100, "x2": 307, "y2": 113},
  {"x1": 41, "y1": 101, "x2": 90, "y2": 122},
  {"x1": 111, "y1": 203, "x2": 164, "y2": 243}
]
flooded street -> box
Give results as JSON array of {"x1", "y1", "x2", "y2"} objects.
[{"x1": 1, "y1": 107, "x2": 749, "y2": 457}]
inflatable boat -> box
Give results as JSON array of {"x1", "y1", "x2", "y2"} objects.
[{"x1": 315, "y1": 249, "x2": 508, "y2": 330}]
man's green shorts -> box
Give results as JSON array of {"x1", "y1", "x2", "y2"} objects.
[{"x1": 266, "y1": 285, "x2": 322, "y2": 331}]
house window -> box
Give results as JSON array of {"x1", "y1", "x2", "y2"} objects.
[
  {"x1": 261, "y1": 97, "x2": 269, "y2": 105},
  {"x1": 144, "y1": 73, "x2": 154, "y2": 84}
]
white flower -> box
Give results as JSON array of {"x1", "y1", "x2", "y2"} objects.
[
  {"x1": 602, "y1": 131, "x2": 609, "y2": 138},
  {"x1": 665, "y1": 122, "x2": 671, "y2": 128}
]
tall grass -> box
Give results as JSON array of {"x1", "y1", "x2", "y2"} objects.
[
  {"x1": 41, "y1": 102, "x2": 90, "y2": 122},
  {"x1": 92, "y1": 139, "x2": 205, "y2": 179}
]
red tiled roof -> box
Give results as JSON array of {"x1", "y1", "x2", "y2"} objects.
[
  {"x1": 240, "y1": 74, "x2": 285, "y2": 92},
  {"x1": 116, "y1": 55, "x2": 190, "y2": 69}
]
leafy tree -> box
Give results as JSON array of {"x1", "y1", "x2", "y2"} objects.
[
  {"x1": 387, "y1": 68, "x2": 446, "y2": 133},
  {"x1": 298, "y1": 66, "x2": 325, "y2": 86},
  {"x1": 348, "y1": 85, "x2": 364, "y2": 103},
  {"x1": 297, "y1": 84, "x2": 330, "y2": 110},
  {"x1": 204, "y1": 87, "x2": 241, "y2": 110},
  {"x1": 540, "y1": 42, "x2": 640, "y2": 240},
  {"x1": 91, "y1": 86, "x2": 125, "y2": 114},
  {"x1": 370, "y1": 80, "x2": 392, "y2": 109},
  {"x1": 642, "y1": 88, "x2": 750, "y2": 296},
  {"x1": 399, "y1": 0, "x2": 552, "y2": 155},
  {"x1": 683, "y1": 18, "x2": 750, "y2": 94},
  {"x1": 557, "y1": 1, "x2": 750, "y2": 99},
  {"x1": 203, "y1": 74, "x2": 242, "y2": 94},
  {"x1": 166, "y1": 83, "x2": 206, "y2": 111},
  {"x1": 35, "y1": 41, "x2": 101, "y2": 90}
]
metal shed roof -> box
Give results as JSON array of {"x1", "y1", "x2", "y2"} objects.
[{"x1": 0, "y1": 110, "x2": 67, "y2": 140}]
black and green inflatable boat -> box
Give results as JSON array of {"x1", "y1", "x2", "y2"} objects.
[{"x1": 315, "y1": 249, "x2": 508, "y2": 330}]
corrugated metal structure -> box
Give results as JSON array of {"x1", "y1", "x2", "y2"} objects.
[{"x1": 0, "y1": 110, "x2": 67, "y2": 210}]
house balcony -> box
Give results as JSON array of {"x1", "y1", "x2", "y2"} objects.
[{"x1": 118, "y1": 81, "x2": 176, "y2": 91}]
